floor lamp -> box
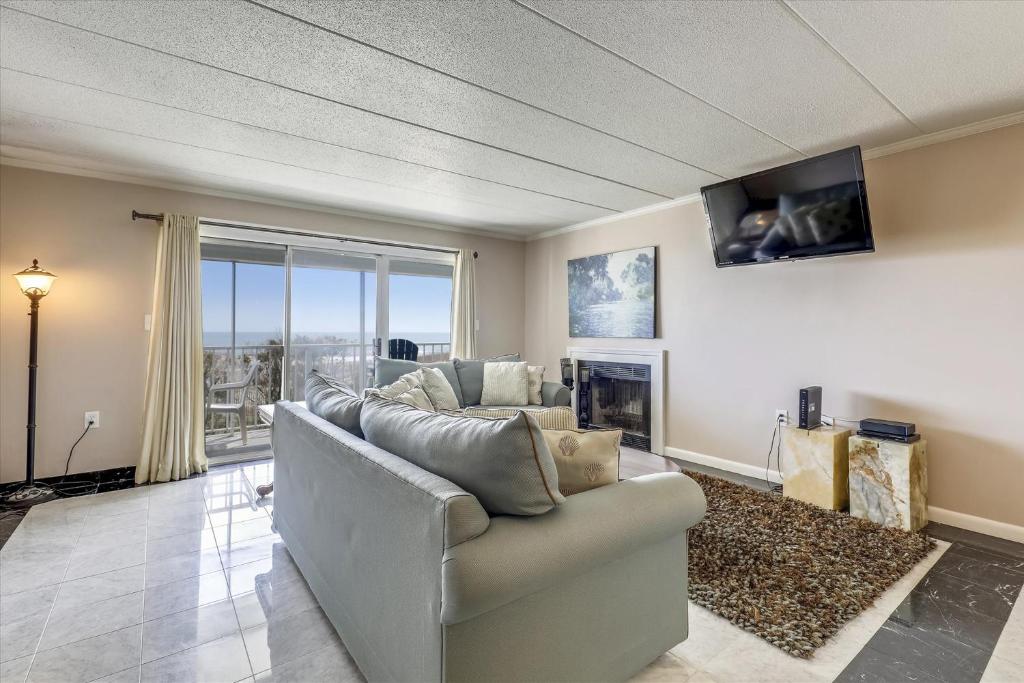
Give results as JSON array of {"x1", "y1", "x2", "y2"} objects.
[{"x1": 4, "y1": 259, "x2": 58, "y2": 506}]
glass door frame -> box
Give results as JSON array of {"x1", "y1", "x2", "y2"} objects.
[{"x1": 201, "y1": 222, "x2": 456, "y2": 402}]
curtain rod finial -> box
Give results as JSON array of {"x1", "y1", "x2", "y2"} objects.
[{"x1": 131, "y1": 210, "x2": 140, "y2": 221}]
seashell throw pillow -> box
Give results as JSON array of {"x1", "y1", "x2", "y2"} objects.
[{"x1": 541, "y1": 428, "x2": 621, "y2": 496}]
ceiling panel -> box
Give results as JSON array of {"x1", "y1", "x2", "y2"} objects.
[
  {"x1": 0, "y1": 112, "x2": 572, "y2": 231},
  {"x1": 1, "y1": 71, "x2": 611, "y2": 226},
  {"x1": 0, "y1": 10, "x2": 661, "y2": 214},
  {"x1": 519, "y1": 0, "x2": 922, "y2": 154},
  {"x1": 256, "y1": 0, "x2": 798, "y2": 177},
  {"x1": 788, "y1": 0, "x2": 1024, "y2": 132},
  {"x1": 1, "y1": 0, "x2": 717, "y2": 197}
]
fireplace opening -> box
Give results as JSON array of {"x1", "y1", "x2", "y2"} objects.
[{"x1": 577, "y1": 360, "x2": 652, "y2": 452}]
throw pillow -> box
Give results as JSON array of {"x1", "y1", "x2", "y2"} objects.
[
  {"x1": 480, "y1": 362, "x2": 529, "y2": 406},
  {"x1": 453, "y1": 354, "x2": 521, "y2": 406},
  {"x1": 304, "y1": 371, "x2": 364, "y2": 438},
  {"x1": 418, "y1": 367, "x2": 460, "y2": 411},
  {"x1": 527, "y1": 365, "x2": 545, "y2": 405},
  {"x1": 542, "y1": 428, "x2": 621, "y2": 497},
  {"x1": 360, "y1": 396, "x2": 564, "y2": 516},
  {"x1": 391, "y1": 385, "x2": 435, "y2": 411},
  {"x1": 366, "y1": 370, "x2": 436, "y2": 411},
  {"x1": 374, "y1": 357, "x2": 465, "y2": 407}
]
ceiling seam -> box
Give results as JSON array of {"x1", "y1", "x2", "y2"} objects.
[
  {"x1": 0, "y1": 105, "x2": 592, "y2": 224},
  {"x1": 0, "y1": 66, "x2": 627, "y2": 213},
  {"x1": 511, "y1": 0, "x2": 808, "y2": 158},
  {"x1": 0, "y1": 4, "x2": 671, "y2": 200},
  {"x1": 777, "y1": 0, "x2": 925, "y2": 135},
  {"x1": 245, "y1": 0, "x2": 726, "y2": 180}
]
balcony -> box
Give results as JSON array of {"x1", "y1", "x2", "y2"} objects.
[{"x1": 203, "y1": 340, "x2": 451, "y2": 460}]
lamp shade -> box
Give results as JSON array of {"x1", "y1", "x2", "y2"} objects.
[{"x1": 13, "y1": 259, "x2": 57, "y2": 298}]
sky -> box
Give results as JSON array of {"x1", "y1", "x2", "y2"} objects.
[{"x1": 201, "y1": 260, "x2": 452, "y2": 341}]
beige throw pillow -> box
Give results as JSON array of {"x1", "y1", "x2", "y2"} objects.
[
  {"x1": 367, "y1": 370, "x2": 436, "y2": 411},
  {"x1": 391, "y1": 385, "x2": 434, "y2": 411},
  {"x1": 418, "y1": 367, "x2": 460, "y2": 411},
  {"x1": 480, "y1": 361, "x2": 529, "y2": 406},
  {"x1": 527, "y1": 365, "x2": 545, "y2": 405},
  {"x1": 542, "y1": 428, "x2": 621, "y2": 496}
]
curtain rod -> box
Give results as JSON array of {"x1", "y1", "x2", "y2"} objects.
[{"x1": 131, "y1": 210, "x2": 477, "y2": 258}]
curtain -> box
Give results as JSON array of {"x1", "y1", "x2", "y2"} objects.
[
  {"x1": 136, "y1": 214, "x2": 206, "y2": 484},
  {"x1": 450, "y1": 249, "x2": 477, "y2": 359}
]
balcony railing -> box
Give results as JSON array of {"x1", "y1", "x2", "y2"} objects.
[{"x1": 203, "y1": 341, "x2": 451, "y2": 434}]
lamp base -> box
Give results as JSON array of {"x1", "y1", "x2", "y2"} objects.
[{"x1": 1, "y1": 482, "x2": 57, "y2": 507}]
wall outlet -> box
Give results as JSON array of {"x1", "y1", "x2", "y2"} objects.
[
  {"x1": 85, "y1": 411, "x2": 100, "y2": 429},
  {"x1": 775, "y1": 409, "x2": 789, "y2": 424}
]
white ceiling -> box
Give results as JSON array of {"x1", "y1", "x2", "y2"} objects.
[{"x1": 1, "y1": 0, "x2": 1022, "y2": 238}]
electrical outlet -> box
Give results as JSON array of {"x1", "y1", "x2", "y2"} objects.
[
  {"x1": 85, "y1": 411, "x2": 100, "y2": 429},
  {"x1": 775, "y1": 409, "x2": 789, "y2": 424}
]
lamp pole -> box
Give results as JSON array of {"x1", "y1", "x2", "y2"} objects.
[{"x1": 26, "y1": 294, "x2": 41, "y2": 484}]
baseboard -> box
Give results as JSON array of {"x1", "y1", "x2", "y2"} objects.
[
  {"x1": 927, "y1": 506, "x2": 1024, "y2": 544},
  {"x1": 664, "y1": 446, "x2": 783, "y2": 485},
  {"x1": 665, "y1": 446, "x2": 1024, "y2": 544}
]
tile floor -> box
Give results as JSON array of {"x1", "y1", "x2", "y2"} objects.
[{"x1": 2, "y1": 461, "x2": 1022, "y2": 683}]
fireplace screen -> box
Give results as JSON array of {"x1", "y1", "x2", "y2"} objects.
[{"x1": 577, "y1": 361, "x2": 652, "y2": 451}]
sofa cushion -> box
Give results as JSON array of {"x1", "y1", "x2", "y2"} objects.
[
  {"x1": 459, "y1": 406, "x2": 577, "y2": 430},
  {"x1": 374, "y1": 357, "x2": 465, "y2": 407},
  {"x1": 360, "y1": 395, "x2": 564, "y2": 516},
  {"x1": 453, "y1": 354, "x2": 520, "y2": 406},
  {"x1": 543, "y1": 428, "x2": 621, "y2": 496},
  {"x1": 304, "y1": 371, "x2": 364, "y2": 438},
  {"x1": 480, "y1": 362, "x2": 529, "y2": 406}
]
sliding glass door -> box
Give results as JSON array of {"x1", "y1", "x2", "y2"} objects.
[
  {"x1": 287, "y1": 249, "x2": 376, "y2": 398},
  {"x1": 200, "y1": 235, "x2": 455, "y2": 461}
]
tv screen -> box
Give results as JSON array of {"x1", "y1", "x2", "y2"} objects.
[{"x1": 701, "y1": 146, "x2": 874, "y2": 267}]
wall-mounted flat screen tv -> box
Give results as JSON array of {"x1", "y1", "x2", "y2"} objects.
[{"x1": 701, "y1": 146, "x2": 874, "y2": 267}]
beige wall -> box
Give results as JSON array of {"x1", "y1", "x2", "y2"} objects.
[
  {"x1": 526, "y1": 124, "x2": 1024, "y2": 527},
  {"x1": 0, "y1": 166, "x2": 526, "y2": 482}
]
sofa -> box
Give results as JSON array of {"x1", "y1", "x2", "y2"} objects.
[{"x1": 272, "y1": 396, "x2": 708, "y2": 682}]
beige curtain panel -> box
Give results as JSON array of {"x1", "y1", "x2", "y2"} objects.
[
  {"x1": 450, "y1": 249, "x2": 478, "y2": 359},
  {"x1": 137, "y1": 214, "x2": 207, "y2": 484}
]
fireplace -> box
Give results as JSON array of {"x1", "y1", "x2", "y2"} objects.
[{"x1": 577, "y1": 360, "x2": 653, "y2": 452}]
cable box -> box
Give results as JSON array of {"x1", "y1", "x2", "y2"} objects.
[
  {"x1": 859, "y1": 418, "x2": 915, "y2": 438},
  {"x1": 856, "y1": 430, "x2": 920, "y2": 443}
]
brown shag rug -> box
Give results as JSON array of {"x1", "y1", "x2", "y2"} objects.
[{"x1": 686, "y1": 472, "x2": 935, "y2": 658}]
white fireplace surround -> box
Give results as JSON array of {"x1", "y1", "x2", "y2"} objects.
[{"x1": 567, "y1": 347, "x2": 666, "y2": 455}]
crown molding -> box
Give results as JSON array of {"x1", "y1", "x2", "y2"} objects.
[
  {"x1": 529, "y1": 111, "x2": 1024, "y2": 242},
  {"x1": 0, "y1": 151, "x2": 529, "y2": 243}
]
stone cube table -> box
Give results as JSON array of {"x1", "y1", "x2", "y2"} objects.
[
  {"x1": 782, "y1": 425, "x2": 851, "y2": 510},
  {"x1": 848, "y1": 435, "x2": 928, "y2": 531}
]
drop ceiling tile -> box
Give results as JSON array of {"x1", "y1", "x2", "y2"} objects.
[
  {"x1": 520, "y1": 0, "x2": 921, "y2": 156},
  {"x1": 256, "y1": 0, "x2": 795, "y2": 176},
  {"x1": 0, "y1": 70, "x2": 610, "y2": 225},
  {"x1": 1, "y1": 0, "x2": 716, "y2": 197},
  {"x1": 0, "y1": 6, "x2": 667, "y2": 212},
  {"x1": 0, "y1": 110, "x2": 571, "y2": 232},
  {"x1": 787, "y1": 0, "x2": 1024, "y2": 132}
]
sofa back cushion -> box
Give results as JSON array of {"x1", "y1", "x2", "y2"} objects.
[
  {"x1": 360, "y1": 395, "x2": 564, "y2": 516},
  {"x1": 305, "y1": 371, "x2": 364, "y2": 438},
  {"x1": 374, "y1": 357, "x2": 465, "y2": 407},
  {"x1": 453, "y1": 353, "x2": 521, "y2": 406}
]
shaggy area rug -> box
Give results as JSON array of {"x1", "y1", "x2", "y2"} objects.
[{"x1": 685, "y1": 471, "x2": 935, "y2": 658}]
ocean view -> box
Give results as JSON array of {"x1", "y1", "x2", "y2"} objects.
[{"x1": 203, "y1": 331, "x2": 452, "y2": 347}]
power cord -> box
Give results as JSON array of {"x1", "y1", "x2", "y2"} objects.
[
  {"x1": 50, "y1": 420, "x2": 99, "y2": 498},
  {"x1": 63, "y1": 421, "x2": 92, "y2": 478},
  {"x1": 822, "y1": 413, "x2": 862, "y2": 428},
  {"x1": 765, "y1": 414, "x2": 785, "y2": 491}
]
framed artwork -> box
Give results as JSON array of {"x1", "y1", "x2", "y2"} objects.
[{"x1": 568, "y1": 246, "x2": 655, "y2": 338}]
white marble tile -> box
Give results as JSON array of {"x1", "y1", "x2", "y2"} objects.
[
  {"x1": 212, "y1": 516, "x2": 277, "y2": 548},
  {"x1": 980, "y1": 653, "x2": 1024, "y2": 683},
  {"x1": 27, "y1": 624, "x2": 142, "y2": 683},
  {"x1": 231, "y1": 574, "x2": 319, "y2": 631},
  {"x1": 78, "y1": 524, "x2": 149, "y2": 551},
  {"x1": 0, "y1": 583, "x2": 58, "y2": 626},
  {"x1": 144, "y1": 548, "x2": 224, "y2": 588},
  {"x1": 38, "y1": 590, "x2": 145, "y2": 652},
  {"x1": 0, "y1": 654, "x2": 32, "y2": 683},
  {"x1": 92, "y1": 666, "x2": 143, "y2": 683},
  {"x1": 146, "y1": 529, "x2": 219, "y2": 562},
  {"x1": 140, "y1": 632, "x2": 252, "y2": 683},
  {"x1": 0, "y1": 558, "x2": 67, "y2": 596},
  {"x1": 225, "y1": 554, "x2": 301, "y2": 598},
  {"x1": 629, "y1": 652, "x2": 696, "y2": 682},
  {"x1": 52, "y1": 564, "x2": 146, "y2": 613},
  {"x1": 79, "y1": 509, "x2": 150, "y2": 537},
  {"x1": 206, "y1": 504, "x2": 270, "y2": 529},
  {"x1": 141, "y1": 598, "x2": 240, "y2": 663},
  {"x1": 0, "y1": 612, "x2": 48, "y2": 663},
  {"x1": 252, "y1": 642, "x2": 363, "y2": 683},
  {"x1": 143, "y1": 571, "x2": 231, "y2": 622},
  {"x1": 64, "y1": 540, "x2": 147, "y2": 581},
  {"x1": 87, "y1": 496, "x2": 149, "y2": 519},
  {"x1": 217, "y1": 535, "x2": 283, "y2": 570},
  {"x1": 989, "y1": 591, "x2": 1024, "y2": 668},
  {"x1": 242, "y1": 605, "x2": 342, "y2": 675}
]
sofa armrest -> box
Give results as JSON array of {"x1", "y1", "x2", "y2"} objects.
[
  {"x1": 541, "y1": 381, "x2": 571, "y2": 407},
  {"x1": 440, "y1": 472, "x2": 706, "y2": 625}
]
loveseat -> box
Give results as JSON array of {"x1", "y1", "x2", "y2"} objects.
[{"x1": 272, "y1": 392, "x2": 707, "y2": 682}]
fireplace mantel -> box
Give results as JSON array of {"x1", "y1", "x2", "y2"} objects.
[{"x1": 567, "y1": 347, "x2": 666, "y2": 455}]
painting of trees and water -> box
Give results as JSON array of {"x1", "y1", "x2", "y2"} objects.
[{"x1": 568, "y1": 247, "x2": 655, "y2": 338}]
